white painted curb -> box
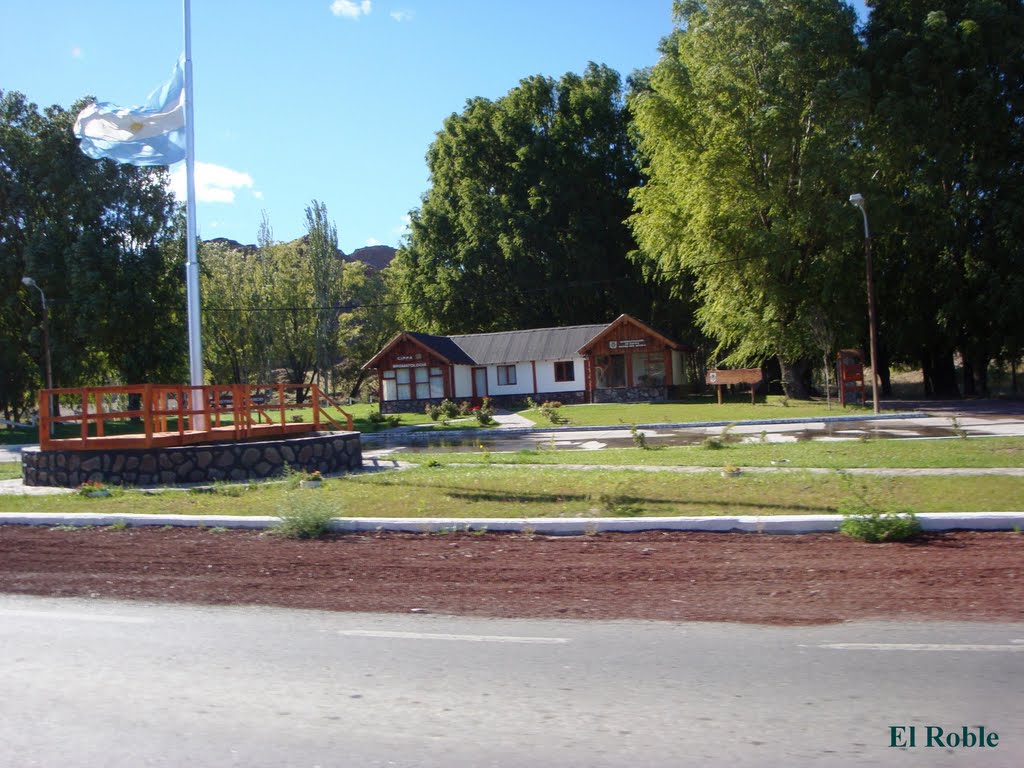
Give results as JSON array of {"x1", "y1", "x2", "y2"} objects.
[{"x1": 1, "y1": 511, "x2": 1022, "y2": 535}]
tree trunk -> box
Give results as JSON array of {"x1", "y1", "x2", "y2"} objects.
[
  {"x1": 778, "y1": 357, "x2": 813, "y2": 400},
  {"x1": 962, "y1": 357, "x2": 976, "y2": 397},
  {"x1": 921, "y1": 346, "x2": 960, "y2": 398},
  {"x1": 877, "y1": 341, "x2": 892, "y2": 397},
  {"x1": 348, "y1": 368, "x2": 371, "y2": 400}
]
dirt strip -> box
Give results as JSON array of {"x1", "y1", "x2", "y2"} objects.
[{"x1": 1, "y1": 526, "x2": 1021, "y2": 625}]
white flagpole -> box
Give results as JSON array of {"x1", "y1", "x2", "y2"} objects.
[{"x1": 183, "y1": 0, "x2": 205, "y2": 426}]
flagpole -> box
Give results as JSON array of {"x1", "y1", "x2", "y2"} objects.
[{"x1": 183, "y1": 0, "x2": 205, "y2": 426}]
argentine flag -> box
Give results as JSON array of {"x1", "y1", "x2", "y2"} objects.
[{"x1": 73, "y1": 58, "x2": 186, "y2": 167}]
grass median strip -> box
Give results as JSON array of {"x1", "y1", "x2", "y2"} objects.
[
  {"x1": 519, "y1": 397, "x2": 872, "y2": 427},
  {"x1": 1, "y1": 465, "x2": 1022, "y2": 518}
]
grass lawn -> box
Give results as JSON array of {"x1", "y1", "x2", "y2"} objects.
[
  {"x1": 518, "y1": 396, "x2": 871, "y2": 427},
  {"x1": 399, "y1": 436, "x2": 1024, "y2": 469},
  {"x1": 1, "y1": 464, "x2": 1021, "y2": 519}
]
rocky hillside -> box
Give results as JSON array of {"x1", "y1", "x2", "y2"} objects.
[{"x1": 203, "y1": 237, "x2": 396, "y2": 272}]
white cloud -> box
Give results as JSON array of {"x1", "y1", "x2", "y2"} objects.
[
  {"x1": 390, "y1": 9, "x2": 415, "y2": 22},
  {"x1": 392, "y1": 214, "x2": 412, "y2": 237},
  {"x1": 252, "y1": 190, "x2": 264, "y2": 200},
  {"x1": 71, "y1": 46, "x2": 83, "y2": 59},
  {"x1": 330, "y1": 0, "x2": 371, "y2": 18},
  {"x1": 168, "y1": 162, "x2": 255, "y2": 204},
  {"x1": 365, "y1": 237, "x2": 382, "y2": 246}
]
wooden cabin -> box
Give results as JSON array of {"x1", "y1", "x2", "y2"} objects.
[{"x1": 363, "y1": 314, "x2": 692, "y2": 413}]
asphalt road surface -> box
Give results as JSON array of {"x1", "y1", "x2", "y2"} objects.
[{"x1": 1, "y1": 595, "x2": 1021, "y2": 767}]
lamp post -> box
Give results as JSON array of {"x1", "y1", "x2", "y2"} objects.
[
  {"x1": 22, "y1": 276, "x2": 55, "y2": 434},
  {"x1": 848, "y1": 194, "x2": 881, "y2": 414}
]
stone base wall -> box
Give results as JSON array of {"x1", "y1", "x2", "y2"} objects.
[
  {"x1": 591, "y1": 386, "x2": 668, "y2": 404},
  {"x1": 380, "y1": 390, "x2": 589, "y2": 414},
  {"x1": 22, "y1": 431, "x2": 362, "y2": 488}
]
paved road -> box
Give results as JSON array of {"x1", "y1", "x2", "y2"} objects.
[{"x1": 1, "y1": 595, "x2": 1020, "y2": 767}]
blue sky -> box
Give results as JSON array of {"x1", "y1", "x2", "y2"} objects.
[{"x1": 4, "y1": 1, "x2": 868, "y2": 254}]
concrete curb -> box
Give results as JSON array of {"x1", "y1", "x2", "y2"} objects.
[{"x1": 2, "y1": 511, "x2": 1021, "y2": 535}]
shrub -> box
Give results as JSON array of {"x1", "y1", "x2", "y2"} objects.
[
  {"x1": 540, "y1": 400, "x2": 566, "y2": 424},
  {"x1": 630, "y1": 424, "x2": 650, "y2": 450},
  {"x1": 273, "y1": 497, "x2": 337, "y2": 539},
  {"x1": 839, "y1": 504, "x2": 923, "y2": 543},
  {"x1": 367, "y1": 411, "x2": 386, "y2": 424},
  {"x1": 595, "y1": 489, "x2": 643, "y2": 517},
  {"x1": 438, "y1": 398, "x2": 461, "y2": 420},
  {"x1": 474, "y1": 397, "x2": 495, "y2": 426},
  {"x1": 701, "y1": 422, "x2": 736, "y2": 450}
]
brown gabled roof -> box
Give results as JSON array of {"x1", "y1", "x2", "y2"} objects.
[
  {"x1": 361, "y1": 331, "x2": 475, "y2": 370},
  {"x1": 576, "y1": 314, "x2": 685, "y2": 354}
]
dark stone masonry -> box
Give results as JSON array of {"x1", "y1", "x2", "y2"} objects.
[{"x1": 21, "y1": 431, "x2": 363, "y2": 488}]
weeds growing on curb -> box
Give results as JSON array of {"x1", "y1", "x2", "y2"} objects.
[
  {"x1": 836, "y1": 470, "x2": 922, "y2": 542},
  {"x1": 273, "y1": 496, "x2": 337, "y2": 539}
]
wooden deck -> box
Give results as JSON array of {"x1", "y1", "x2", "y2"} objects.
[{"x1": 37, "y1": 383, "x2": 353, "y2": 452}]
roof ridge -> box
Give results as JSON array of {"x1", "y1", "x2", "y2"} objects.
[{"x1": 448, "y1": 322, "x2": 608, "y2": 339}]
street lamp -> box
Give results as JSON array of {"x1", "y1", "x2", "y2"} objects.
[
  {"x1": 22, "y1": 276, "x2": 55, "y2": 434},
  {"x1": 848, "y1": 194, "x2": 881, "y2": 414}
]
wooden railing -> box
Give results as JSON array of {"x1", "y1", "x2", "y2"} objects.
[{"x1": 38, "y1": 383, "x2": 354, "y2": 451}]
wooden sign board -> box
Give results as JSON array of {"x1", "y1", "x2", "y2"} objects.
[
  {"x1": 706, "y1": 368, "x2": 763, "y2": 386},
  {"x1": 705, "y1": 368, "x2": 763, "y2": 404}
]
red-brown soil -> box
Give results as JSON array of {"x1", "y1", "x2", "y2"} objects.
[{"x1": 1, "y1": 526, "x2": 1021, "y2": 624}]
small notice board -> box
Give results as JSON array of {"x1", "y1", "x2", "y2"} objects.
[
  {"x1": 837, "y1": 349, "x2": 865, "y2": 407},
  {"x1": 705, "y1": 368, "x2": 764, "y2": 404}
]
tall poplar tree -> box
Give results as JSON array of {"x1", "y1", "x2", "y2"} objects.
[{"x1": 630, "y1": 0, "x2": 863, "y2": 397}]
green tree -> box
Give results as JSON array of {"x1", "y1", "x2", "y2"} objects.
[
  {"x1": 305, "y1": 201, "x2": 344, "y2": 394},
  {"x1": 629, "y1": 0, "x2": 864, "y2": 398},
  {"x1": 334, "y1": 259, "x2": 401, "y2": 399},
  {"x1": 201, "y1": 213, "x2": 280, "y2": 385},
  {"x1": 864, "y1": 0, "x2": 1024, "y2": 396},
  {"x1": 394, "y1": 63, "x2": 670, "y2": 334},
  {"x1": 0, "y1": 89, "x2": 185, "y2": 419}
]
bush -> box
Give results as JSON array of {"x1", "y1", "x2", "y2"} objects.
[
  {"x1": 439, "y1": 398, "x2": 461, "y2": 420},
  {"x1": 474, "y1": 397, "x2": 495, "y2": 426},
  {"x1": 540, "y1": 400, "x2": 566, "y2": 424},
  {"x1": 594, "y1": 487, "x2": 643, "y2": 516},
  {"x1": 839, "y1": 505, "x2": 923, "y2": 543},
  {"x1": 273, "y1": 497, "x2": 337, "y2": 539},
  {"x1": 630, "y1": 424, "x2": 650, "y2": 450},
  {"x1": 367, "y1": 411, "x2": 386, "y2": 424}
]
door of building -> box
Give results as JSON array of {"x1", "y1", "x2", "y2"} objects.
[{"x1": 472, "y1": 367, "x2": 488, "y2": 401}]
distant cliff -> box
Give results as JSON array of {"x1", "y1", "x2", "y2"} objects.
[{"x1": 203, "y1": 238, "x2": 396, "y2": 272}]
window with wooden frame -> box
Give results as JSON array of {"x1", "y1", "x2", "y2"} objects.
[
  {"x1": 631, "y1": 352, "x2": 666, "y2": 387},
  {"x1": 395, "y1": 368, "x2": 412, "y2": 400},
  {"x1": 497, "y1": 365, "x2": 517, "y2": 386},
  {"x1": 553, "y1": 361, "x2": 575, "y2": 382}
]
